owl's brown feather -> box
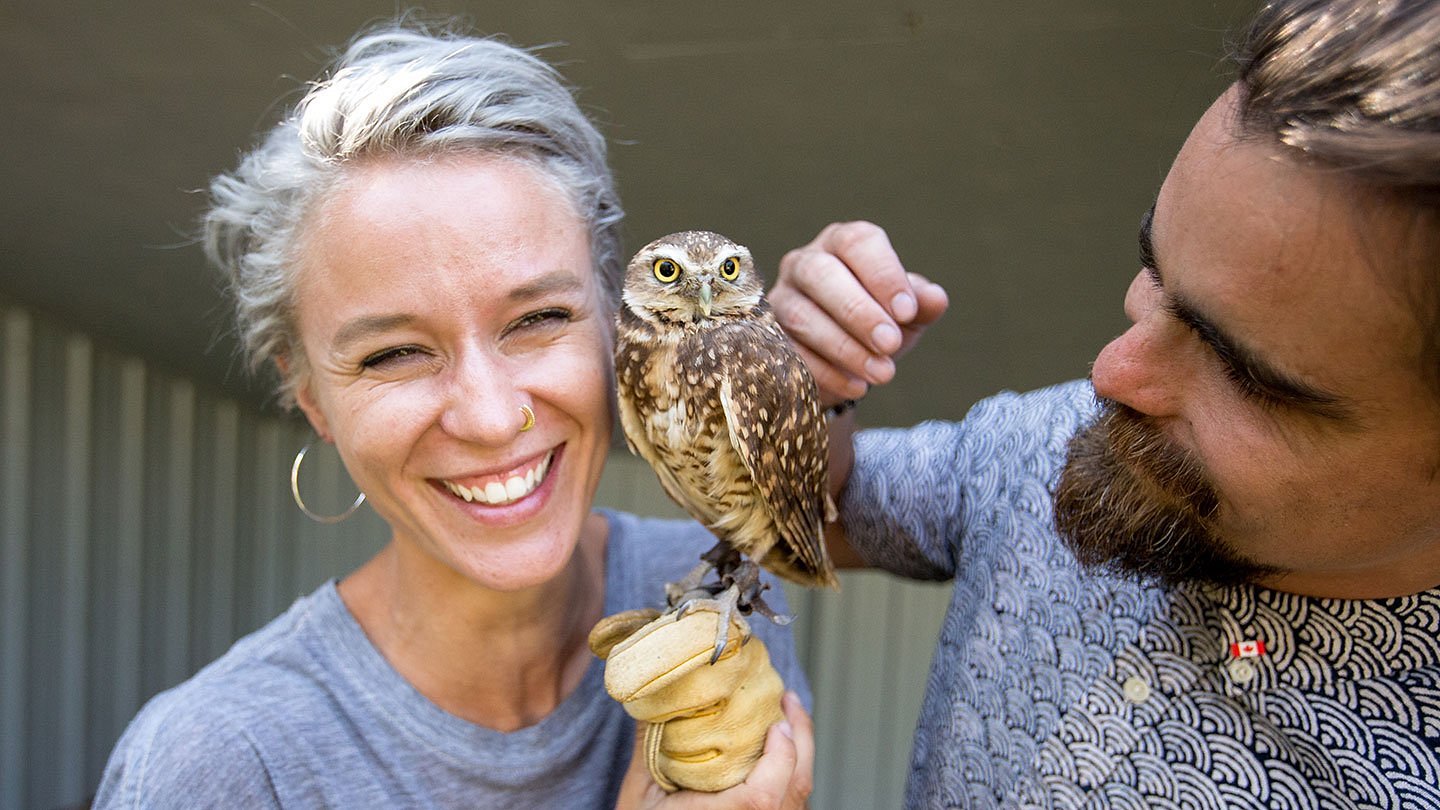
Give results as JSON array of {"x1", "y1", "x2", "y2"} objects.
[{"x1": 615, "y1": 231, "x2": 838, "y2": 591}]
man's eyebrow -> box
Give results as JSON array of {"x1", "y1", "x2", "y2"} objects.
[{"x1": 1139, "y1": 205, "x2": 1354, "y2": 422}]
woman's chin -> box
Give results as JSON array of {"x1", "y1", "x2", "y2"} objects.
[{"x1": 444, "y1": 526, "x2": 585, "y2": 593}]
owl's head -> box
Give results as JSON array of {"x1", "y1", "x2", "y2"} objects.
[{"x1": 621, "y1": 231, "x2": 764, "y2": 325}]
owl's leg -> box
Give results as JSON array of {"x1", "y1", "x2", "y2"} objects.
[
  {"x1": 724, "y1": 558, "x2": 792, "y2": 628},
  {"x1": 663, "y1": 585, "x2": 747, "y2": 664},
  {"x1": 694, "y1": 561, "x2": 793, "y2": 664},
  {"x1": 664, "y1": 559, "x2": 716, "y2": 608},
  {"x1": 664, "y1": 541, "x2": 738, "y2": 608},
  {"x1": 705, "y1": 584, "x2": 743, "y2": 665}
]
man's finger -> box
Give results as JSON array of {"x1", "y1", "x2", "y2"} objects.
[
  {"x1": 908, "y1": 273, "x2": 950, "y2": 328},
  {"x1": 813, "y1": 221, "x2": 917, "y2": 324},
  {"x1": 772, "y1": 285, "x2": 894, "y2": 386},
  {"x1": 780, "y1": 242, "x2": 901, "y2": 356}
]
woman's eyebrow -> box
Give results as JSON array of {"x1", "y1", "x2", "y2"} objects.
[
  {"x1": 332, "y1": 313, "x2": 416, "y2": 352},
  {"x1": 507, "y1": 271, "x2": 585, "y2": 303}
]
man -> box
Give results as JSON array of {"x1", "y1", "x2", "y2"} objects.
[{"x1": 773, "y1": 0, "x2": 1440, "y2": 806}]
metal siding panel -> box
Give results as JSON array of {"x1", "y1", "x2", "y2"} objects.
[
  {"x1": 25, "y1": 320, "x2": 70, "y2": 810},
  {"x1": 241, "y1": 417, "x2": 286, "y2": 632},
  {"x1": 162, "y1": 381, "x2": 196, "y2": 687},
  {"x1": 1, "y1": 308, "x2": 33, "y2": 809},
  {"x1": 56, "y1": 337, "x2": 93, "y2": 805},
  {"x1": 801, "y1": 577, "x2": 853, "y2": 810},
  {"x1": 837, "y1": 574, "x2": 892, "y2": 810},
  {"x1": 274, "y1": 421, "x2": 305, "y2": 607},
  {"x1": 84, "y1": 352, "x2": 148, "y2": 785},
  {"x1": 201, "y1": 400, "x2": 240, "y2": 661}
]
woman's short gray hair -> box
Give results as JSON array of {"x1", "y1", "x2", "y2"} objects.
[{"x1": 203, "y1": 23, "x2": 624, "y2": 408}]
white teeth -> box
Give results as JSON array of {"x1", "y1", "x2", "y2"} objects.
[
  {"x1": 445, "y1": 451, "x2": 554, "y2": 507},
  {"x1": 504, "y1": 476, "x2": 527, "y2": 500}
]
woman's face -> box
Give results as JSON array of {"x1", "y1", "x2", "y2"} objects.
[{"x1": 290, "y1": 154, "x2": 613, "y2": 592}]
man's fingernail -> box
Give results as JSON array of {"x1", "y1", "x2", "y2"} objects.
[
  {"x1": 891, "y1": 292, "x2": 917, "y2": 321},
  {"x1": 871, "y1": 323, "x2": 901, "y2": 353},
  {"x1": 864, "y1": 356, "x2": 894, "y2": 382}
]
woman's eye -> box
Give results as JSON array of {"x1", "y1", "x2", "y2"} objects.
[
  {"x1": 361, "y1": 346, "x2": 424, "y2": 368},
  {"x1": 513, "y1": 308, "x2": 572, "y2": 330}
]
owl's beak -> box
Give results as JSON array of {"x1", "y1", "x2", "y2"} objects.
[{"x1": 698, "y1": 278, "x2": 713, "y2": 318}]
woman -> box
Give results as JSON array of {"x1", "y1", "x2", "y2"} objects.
[{"x1": 94, "y1": 24, "x2": 817, "y2": 809}]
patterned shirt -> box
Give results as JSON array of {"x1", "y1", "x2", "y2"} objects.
[{"x1": 841, "y1": 381, "x2": 1440, "y2": 809}]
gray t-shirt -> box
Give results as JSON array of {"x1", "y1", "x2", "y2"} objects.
[{"x1": 95, "y1": 510, "x2": 810, "y2": 809}]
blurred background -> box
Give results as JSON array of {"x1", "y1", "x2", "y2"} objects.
[{"x1": 2, "y1": 0, "x2": 1249, "y2": 806}]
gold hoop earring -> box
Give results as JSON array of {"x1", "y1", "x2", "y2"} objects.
[
  {"x1": 520, "y1": 404, "x2": 535, "y2": 432},
  {"x1": 290, "y1": 442, "x2": 365, "y2": 524}
]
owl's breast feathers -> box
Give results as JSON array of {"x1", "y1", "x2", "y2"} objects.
[{"x1": 615, "y1": 306, "x2": 837, "y2": 588}]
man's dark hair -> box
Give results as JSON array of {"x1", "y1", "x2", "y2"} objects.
[
  {"x1": 1233, "y1": 0, "x2": 1440, "y2": 381},
  {"x1": 1233, "y1": 0, "x2": 1440, "y2": 193}
]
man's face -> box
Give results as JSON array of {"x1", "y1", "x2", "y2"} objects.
[{"x1": 1055, "y1": 86, "x2": 1440, "y2": 598}]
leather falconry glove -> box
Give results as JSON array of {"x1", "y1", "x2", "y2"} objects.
[{"x1": 588, "y1": 605, "x2": 785, "y2": 793}]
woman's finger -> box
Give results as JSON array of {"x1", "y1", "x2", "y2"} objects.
[{"x1": 779, "y1": 692, "x2": 815, "y2": 809}]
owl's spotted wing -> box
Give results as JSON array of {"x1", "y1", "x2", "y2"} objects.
[
  {"x1": 614, "y1": 322, "x2": 709, "y2": 526},
  {"x1": 616, "y1": 387, "x2": 698, "y2": 519},
  {"x1": 712, "y1": 318, "x2": 837, "y2": 588}
]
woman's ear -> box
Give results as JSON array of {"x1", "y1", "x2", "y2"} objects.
[{"x1": 277, "y1": 355, "x2": 331, "y2": 442}]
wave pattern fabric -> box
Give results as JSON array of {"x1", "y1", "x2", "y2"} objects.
[{"x1": 840, "y1": 381, "x2": 1440, "y2": 809}]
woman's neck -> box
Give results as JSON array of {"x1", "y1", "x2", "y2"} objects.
[{"x1": 337, "y1": 513, "x2": 609, "y2": 731}]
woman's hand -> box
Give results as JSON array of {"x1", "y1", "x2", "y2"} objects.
[
  {"x1": 615, "y1": 691, "x2": 815, "y2": 810},
  {"x1": 770, "y1": 221, "x2": 949, "y2": 407}
]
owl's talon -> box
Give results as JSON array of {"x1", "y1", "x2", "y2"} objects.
[
  {"x1": 747, "y1": 594, "x2": 792, "y2": 626},
  {"x1": 707, "y1": 585, "x2": 742, "y2": 665},
  {"x1": 665, "y1": 559, "x2": 717, "y2": 608},
  {"x1": 667, "y1": 588, "x2": 748, "y2": 665}
]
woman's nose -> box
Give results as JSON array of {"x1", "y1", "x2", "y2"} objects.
[
  {"x1": 1090, "y1": 271, "x2": 1185, "y2": 418},
  {"x1": 438, "y1": 353, "x2": 530, "y2": 443}
]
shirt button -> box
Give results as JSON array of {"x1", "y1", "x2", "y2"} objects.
[
  {"x1": 1227, "y1": 658, "x2": 1257, "y2": 683},
  {"x1": 1122, "y1": 676, "x2": 1151, "y2": 704}
]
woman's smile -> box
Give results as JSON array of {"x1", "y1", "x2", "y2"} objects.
[{"x1": 440, "y1": 447, "x2": 556, "y2": 506}]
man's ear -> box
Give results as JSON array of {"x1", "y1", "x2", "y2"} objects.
[{"x1": 277, "y1": 355, "x2": 331, "y2": 441}]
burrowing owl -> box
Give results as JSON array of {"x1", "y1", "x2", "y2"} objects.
[{"x1": 616, "y1": 231, "x2": 837, "y2": 646}]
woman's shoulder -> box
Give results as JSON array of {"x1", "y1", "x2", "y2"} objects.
[{"x1": 95, "y1": 584, "x2": 347, "y2": 807}]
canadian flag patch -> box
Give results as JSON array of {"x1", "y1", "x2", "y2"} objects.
[{"x1": 1230, "y1": 639, "x2": 1267, "y2": 658}]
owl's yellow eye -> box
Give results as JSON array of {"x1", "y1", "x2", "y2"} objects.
[
  {"x1": 653, "y1": 258, "x2": 681, "y2": 283},
  {"x1": 719, "y1": 256, "x2": 741, "y2": 281}
]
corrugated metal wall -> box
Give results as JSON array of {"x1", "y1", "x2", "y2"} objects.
[{"x1": 0, "y1": 300, "x2": 951, "y2": 810}]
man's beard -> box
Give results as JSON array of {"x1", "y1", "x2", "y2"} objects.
[{"x1": 1053, "y1": 398, "x2": 1278, "y2": 587}]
